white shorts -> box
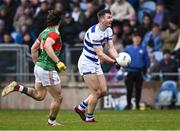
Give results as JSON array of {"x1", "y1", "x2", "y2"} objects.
[
  {"x1": 34, "y1": 65, "x2": 61, "y2": 86},
  {"x1": 78, "y1": 54, "x2": 103, "y2": 76}
]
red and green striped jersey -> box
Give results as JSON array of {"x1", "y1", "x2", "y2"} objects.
[{"x1": 36, "y1": 27, "x2": 63, "y2": 71}]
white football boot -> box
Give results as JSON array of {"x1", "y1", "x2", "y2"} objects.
[
  {"x1": 1, "y1": 81, "x2": 17, "y2": 96},
  {"x1": 48, "y1": 119, "x2": 61, "y2": 126}
]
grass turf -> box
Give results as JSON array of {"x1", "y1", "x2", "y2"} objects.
[{"x1": 0, "y1": 109, "x2": 180, "y2": 130}]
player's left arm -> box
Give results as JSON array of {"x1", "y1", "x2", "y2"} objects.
[
  {"x1": 106, "y1": 28, "x2": 118, "y2": 59},
  {"x1": 31, "y1": 38, "x2": 40, "y2": 64},
  {"x1": 107, "y1": 40, "x2": 121, "y2": 69},
  {"x1": 44, "y1": 35, "x2": 66, "y2": 71},
  {"x1": 107, "y1": 40, "x2": 118, "y2": 59},
  {"x1": 44, "y1": 38, "x2": 60, "y2": 63}
]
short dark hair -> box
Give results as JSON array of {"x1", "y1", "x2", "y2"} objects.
[
  {"x1": 152, "y1": 23, "x2": 160, "y2": 28},
  {"x1": 47, "y1": 10, "x2": 61, "y2": 26},
  {"x1": 132, "y1": 31, "x2": 141, "y2": 37},
  {"x1": 97, "y1": 9, "x2": 111, "y2": 21}
]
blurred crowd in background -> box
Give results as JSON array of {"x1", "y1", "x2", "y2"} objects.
[{"x1": 0, "y1": 0, "x2": 180, "y2": 82}]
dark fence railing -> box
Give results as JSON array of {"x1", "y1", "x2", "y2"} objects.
[{"x1": 0, "y1": 44, "x2": 179, "y2": 84}]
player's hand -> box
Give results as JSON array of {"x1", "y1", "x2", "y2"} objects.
[
  {"x1": 114, "y1": 60, "x2": 121, "y2": 70},
  {"x1": 56, "y1": 61, "x2": 66, "y2": 72}
]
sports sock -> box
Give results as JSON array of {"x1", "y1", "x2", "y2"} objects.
[
  {"x1": 49, "y1": 116, "x2": 56, "y2": 121},
  {"x1": 15, "y1": 85, "x2": 28, "y2": 94},
  {"x1": 14, "y1": 85, "x2": 20, "y2": 91},
  {"x1": 48, "y1": 116, "x2": 57, "y2": 125},
  {"x1": 86, "y1": 113, "x2": 94, "y2": 120},
  {"x1": 78, "y1": 101, "x2": 87, "y2": 111}
]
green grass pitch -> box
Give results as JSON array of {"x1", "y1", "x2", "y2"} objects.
[{"x1": 0, "y1": 109, "x2": 180, "y2": 130}]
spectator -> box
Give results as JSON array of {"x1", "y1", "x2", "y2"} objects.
[
  {"x1": 13, "y1": 24, "x2": 36, "y2": 45},
  {"x1": 33, "y1": 0, "x2": 49, "y2": 36},
  {"x1": 113, "y1": 34, "x2": 123, "y2": 53},
  {"x1": 2, "y1": 0, "x2": 18, "y2": 32},
  {"x1": 72, "y1": 4, "x2": 86, "y2": 25},
  {"x1": 124, "y1": 32, "x2": 150, "y2": 110},
  {"x1": 13, "y1": 0, "x2": 29, "y2": 27},
  {"x1": 148, "y1": 52, "x2": 160, "y2": 80},
  {"x1": 128, "y1": 0, "x2": 139, "y2": 11},
  {"x1": 54, "y1": 1, "x2": 65, "y2": 15},
  {"x1": 83, "y1": 3, "x2": 98, "y2": 30},
  {"x1": 142, "y1": 23, "x2": 162, "y2": 52},
  {"x1": 2, "y1": 32, "x2": 14, "y2": 44},
  {"x1": 0, "y1": 19, "x2": 5, "y2": 43},
  {"x1": 157, "y1": 49, "x2": 178, "y2": 81},
  {"x1": 0, "y1": 4, "x2": 12, "y2": 32},
  {"x1": 3, "y1": 0, "x2": 18, "y2": 17},
  {"x1": 58, "y1": 0, "x2": 72, "y2": 12},
  {"x1": 80, "y1": 0, "x2": 88, "y2": 11},
  {"x1": 110, "y1": 0, "x2": 135, "y2": 22},
  {"x1": 112, "y1": 20, "x2": 122, "y2": 36},
  {"x1": 111, "y1": 21, "x2": 123, "y2": 52},
  {"x1": 25, "y1": 17, "x2": 35, "y2": 33},
  {"x1": 46, "y1": 0, "x2": 56, "y2": 9},
  {"x1": 161, "y1": 19, "x2": 180, "y2": 51},
  {"x1": 14, "y1": 4, "x2": 34, "y2": 32},
  {"x1": 61, "y1": 12, "x2": 82, "y2": 47},
  {"x1": 152, "y1": 2, "x2": 169, "y2": 29},
  {"x1": 161, "y1": 0, "x2": 177, "y2": 21},
  {"x1": 129, "y1": 15, "x2": 138, "y2": 33},
  {"x1": 71, "y1": 0, "x2": 79, "y2": 5},
  {"x1": 21, "y1": 32, "x2": 34, "y2": 47},
  {"x1": 121, "y1": 22, "x2": 133, "y2": 48},
  {"x1": 137, "y1": 12, "x2": 152, "y2": 37},
  {"x1": 29, "y1": 0, "x2": 39, "y2": 15},
  {"x1": 104, "y1": 0, "x2": 114, "y2": 10}
]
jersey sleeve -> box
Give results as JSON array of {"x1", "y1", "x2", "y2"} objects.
[
  {"x1": 89, "y1": 33, "x2": 102, "y2": 46},
  {"x1": 107, "y1": 28, "x2": 113, "y2": 41},
  {"x1": 47, "y1": 32, "x2": 59, "y2": 45}
]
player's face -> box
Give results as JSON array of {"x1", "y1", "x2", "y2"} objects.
[{"x1": 102, "y1": 13, "x2": 113, "y2": 27}]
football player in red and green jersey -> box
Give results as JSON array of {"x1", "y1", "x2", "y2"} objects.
[{"x1": 1, "y1": 10, "x2": 66, "y2": 126}]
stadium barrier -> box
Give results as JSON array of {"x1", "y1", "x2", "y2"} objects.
[
  {"x1": 0, "y1": 44, "x2": 179, "y2": 83},
  {"x1": 0, "y1": 44, "x2": 31, "y2": 82}
]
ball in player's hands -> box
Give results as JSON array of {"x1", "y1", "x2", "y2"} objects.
[{"x1": 116, "y1": 52, "x2": 131, "y2": 67}]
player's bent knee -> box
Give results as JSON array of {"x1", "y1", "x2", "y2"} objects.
[
  {"x1": 99, "y1": 91, "x2": 107, "y2": 98},
  {"x1": 94, "y1": 90, "x2": 102, "y2": 98},
  {"x1": 99, "y1": 88, "x2": 107, "y2": 98},
  {"x1": 55, "y1": 95, "x2": 63, "y2": 103},
  {"x1": 59, "y1": 95, "x2": 63, "y2": 102}
]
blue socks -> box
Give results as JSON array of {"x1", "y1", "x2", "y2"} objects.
[{"x1": 78, "y1": 101, "x2": 87, "y2": 110}]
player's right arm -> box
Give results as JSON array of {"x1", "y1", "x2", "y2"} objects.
[
  {"x1": 31, "y1": 38, "x2": 40, "y2": 64},
  {"x1": 94, "y1": 46, "x2": 115, "y2": 64},
  {"x1": 90, "y1": 31, "x2": 115, "y2": 64}
]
